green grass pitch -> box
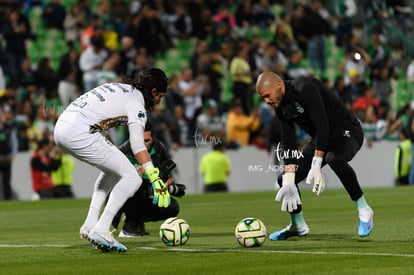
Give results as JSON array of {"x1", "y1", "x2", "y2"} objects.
[{"x1": 0, "y1": 187, "x2": 413, "y2": 274}]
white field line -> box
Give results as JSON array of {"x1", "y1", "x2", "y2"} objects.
[
  {"x1": 1, "y1": 244, "x2": 412, "y2": 258},
  {"x1": 139, "y1": 246, "x2": 414, "y2": 258}
]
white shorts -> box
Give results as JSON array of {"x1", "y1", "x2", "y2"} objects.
[{"x1": 54, "y1": 114, "x2": 139, "y2": 182}]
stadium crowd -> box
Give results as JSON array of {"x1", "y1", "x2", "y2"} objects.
[{"x1": 1, "y1": 0, "x2": 414, "y2": 199}]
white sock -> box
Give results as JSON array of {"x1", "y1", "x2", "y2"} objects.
[
  {"x1": 93, "y1": 177, "x2": 140, "y2": 232},
  {"x1": 83, "y1": 190, "x2": 106, "y2": 228}
]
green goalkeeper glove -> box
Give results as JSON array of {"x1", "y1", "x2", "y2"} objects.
[{"x1": 146, "y1": 167, "x2": 171, "y2": 208}]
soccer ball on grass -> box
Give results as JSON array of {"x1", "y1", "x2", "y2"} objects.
[
  {"x1": 235, "y1": 217, "x2": 267, "y2": 247},
  {"x1": 159, "y1": 217, "x2": 190, "y2": 246}
]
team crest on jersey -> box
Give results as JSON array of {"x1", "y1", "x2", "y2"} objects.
[
  {"x1": 137, "y1": 111, "x2": 146, "y2": 119},
  {"x1": 295, "y1": 102, "x2": 304, "y2": 113}
]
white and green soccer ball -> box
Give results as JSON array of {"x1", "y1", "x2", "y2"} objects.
[
  {"x1": 235, "y1": 217, "x2": 267, "y2": 248},
  {"x1": 159, "y1": 217, "x2": 190, "y2": 246}
]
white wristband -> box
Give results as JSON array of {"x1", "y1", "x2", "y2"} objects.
[
  {"x1": 142, "y1": 161, "x2": 154, "y2": 171},
  {"x1": 311, "y1": 156, "x2": 323, "y2": 168},
  {"x1": 284, "y1": 172, "x2": 295, "y2": 183}
]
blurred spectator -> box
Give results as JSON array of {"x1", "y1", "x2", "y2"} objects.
[
  {"x1": 1, "y1": 82, "x2": 17, "y2": 112},
  {"x1": 164, "y1": 73, "x2": 183, "y2": 116},
  {"x1": 213, "y1": 4, "x2": 236, "y2": 31},
  {"x1": 406, "y1": 106, "x2": 414, "y2": 184},
  {"x1": 258, "y1": 101, "x2": 274, "y2": 132},
  {"x1": 57, "y1": 44, "x2": 82, "y2": 108},
  {"x1": 126, "y1": 50, "x2": 150, "y2": 81},
  {"x1": 63, "y1": 3, "x2": 85, "y2": 43},
  {"x1": 14, "y1": 99, "x2": 32, "y2": 152},
  {"x1": 366, "y1": 33, "x2": 386, "y2": 67},
  {"x1": 272, "y1": 13, "x2": 296, "y2": 56},
  {"x1": 94, "y1": 0, "x2": 115, "y2": 31},
  {"x1": 204, "y1": 50, "x2": 224, "y2": 103},
  {"x1": 133, "y1": 3, "x2": 171, "y2": 58},
  {"x1": 170, "y1": 4, "x2": 193, "y2": 40},
  {"x1": 27, "y1": 104, "x2": 55, "y2": 150},
  {"x1": 116, "y1": 36, "x2": 137, "y2": 77},
  {"x1": 0, "y1": 105, "x2": 18, "y2": 200},
  {"x1": 286, "y1": 49, "x2": 309, "y2": 79},
  {"x1": 252, "y1": 0, "x2": 275, "y2": 27},
  {"x1": 406, "y1": 57, "x2": 414, "y2": 83},
  {"x1": 267, "y1": 114, "x2": 282, "y2": 155},
  {"x1": 17, "y1": 58, "x2": 36, "y2": 89},
  {"x1": 30, "y1": 138, "x2": 61, "y2": 199},
  {"x1": 190, "y1": 39, "x2": 208, "y2": 78},
  {"x1": 300, "y1": 0, "x2": 331, "y2": 76},
  {"x1": 171, "y1": 104, "x2": 191, "y2": 148},
  {"x1": 360, "y1": 103, "x2": 388, "y2": 148},
  {"x1": 1, "y1": 9, "x2": 34, "y2": 81},
  {"x1": 208, "y1": 13, "x2": 235, "y2": 52},
  {"x1": 130, "y1": 0, "x2": 142, "y2": 15},
  {"x1": 344, "y1": 68, "x2": 368, "y2": 103},
  {"x1": 79, "y1": 35, "x2": 109, "y2": 92},
  {"x1": 42, "y1": 0, "x2": 66, "y2": 30},
  {"x1": 272, "y1": 11, "x2": 294, "y2": 47},
  {"x1": 178, "y1": 67, "x2": 205, "y2": 137},
  {"x1": 353, "y1": 85, "x2": 380, "y2": 120},
  {"x1": 125, "y1": 12, "x2": 142, "y2": 50},
  {"x1": 394, "y1": 128, "x2": 412, "y2": 185},
  {"x1": 291, "y1": 3, "x2": 307, "y2": 55},
  {"x1": 226, "y1": 101, "x2": 260, "y2": 148},
  {"x1": 34, "y1": 57, "x2": 59, "y2": 98},
  {"x1": 251, "y1": 127, "x2": 269, "y2": 151},
  {"x1": 80, "y1": 17, "x2": 105, "y2": 50},
  {"x1": 51, "y1": 150, "x2": 75, "y2": 198},
  {"x1": 372, "y1": 61, "x2": 394, "y2": 107},
  {"x1": 110, "y1": 0, "x2": 130, "y2": 36},
  {"x1": 78, "y1": 0, "x2": 93, "y2": 23},
  {"x1": 0, "y1": 67, "x2": 5, "y2": 97},
  {"x1": 96, "y1": 52, "x2": 120, "y2": 85},
  {"x1": 259, "y1": 43, "x2": 288, "y2": 76},
  {"x1": 332, "y1": 75, "x2": 352, "y2": 110},
  {"x1": 196, "y1": 99, "x2": 225, "y2": 143},
  {"x1": 186, "y1": 1, "x2": 213, "y2": 39},
  {"x1": 339, "y1": 46, "x2": 371, "y2": 85},
  {"x1": 230, "y1": 45, "x2": 254, "y2": 115},
  {"x1": 235, "y1": 0, "x2": 254, "y2": 36},
  {"x1": 333, "y1": 0, "x2": 357, "y2": 48},
  {"x1": 148, "y1": 103, "x2": 175, "y2": 150},
  {"x1": 199, "y1": 142, "x2": 231, "y2": 192}
]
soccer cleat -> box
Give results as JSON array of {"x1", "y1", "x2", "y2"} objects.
[
  {"x1": 118, "y1": 222, "x2": 149, "y2": 238},
  {"x1": 119, "y1": 229, "x2": 145, "y2": 238},
  {"x1": 358, "y1": 207, "x2": 374, "y2": 237},
  {"x1": 80, "y1": 225, "x2": 92, "y2": 240},
  {"x1": 88, "y1": 230, "x2": 127, "y2": 252},
  {"x1": 269, "y1": 223, "x2": 309, "y2": 241}
]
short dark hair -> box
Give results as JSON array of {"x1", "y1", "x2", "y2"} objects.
[{"x1": 37, "y1": 138, "x2": 50, "y2": 150}]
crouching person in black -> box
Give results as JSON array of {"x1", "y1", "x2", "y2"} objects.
[{"x1": 112, "y1": 122, "x2": 186, "y2": 237}]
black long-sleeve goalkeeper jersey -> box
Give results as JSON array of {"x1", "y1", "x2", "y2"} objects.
[{"x1": 275, "y1": 77, "x2": 360, "y2": 164}]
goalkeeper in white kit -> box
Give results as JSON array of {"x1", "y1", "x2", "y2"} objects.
[{"x1": 54, "y1": 68, "x2": 170, "y2": 252}]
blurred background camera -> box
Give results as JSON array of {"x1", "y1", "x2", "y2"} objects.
[{"x1": 353, "y1": 51, "x2": 362, "y2": 61}]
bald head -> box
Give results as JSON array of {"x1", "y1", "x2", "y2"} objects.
[
  {"x1": 256, "y1": 72, "x2": 285, "y2": 108},
  {"x1": 256, "y1": 72, "x2": 283, "y2": 92}
]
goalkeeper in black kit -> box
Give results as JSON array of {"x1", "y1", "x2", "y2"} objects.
[
  {"x1": 256, "y1": 72, "x2": 373, "y2": 240},
  {"x1": 112, "y1": 122, "x2": 186, "y2": 237}
]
